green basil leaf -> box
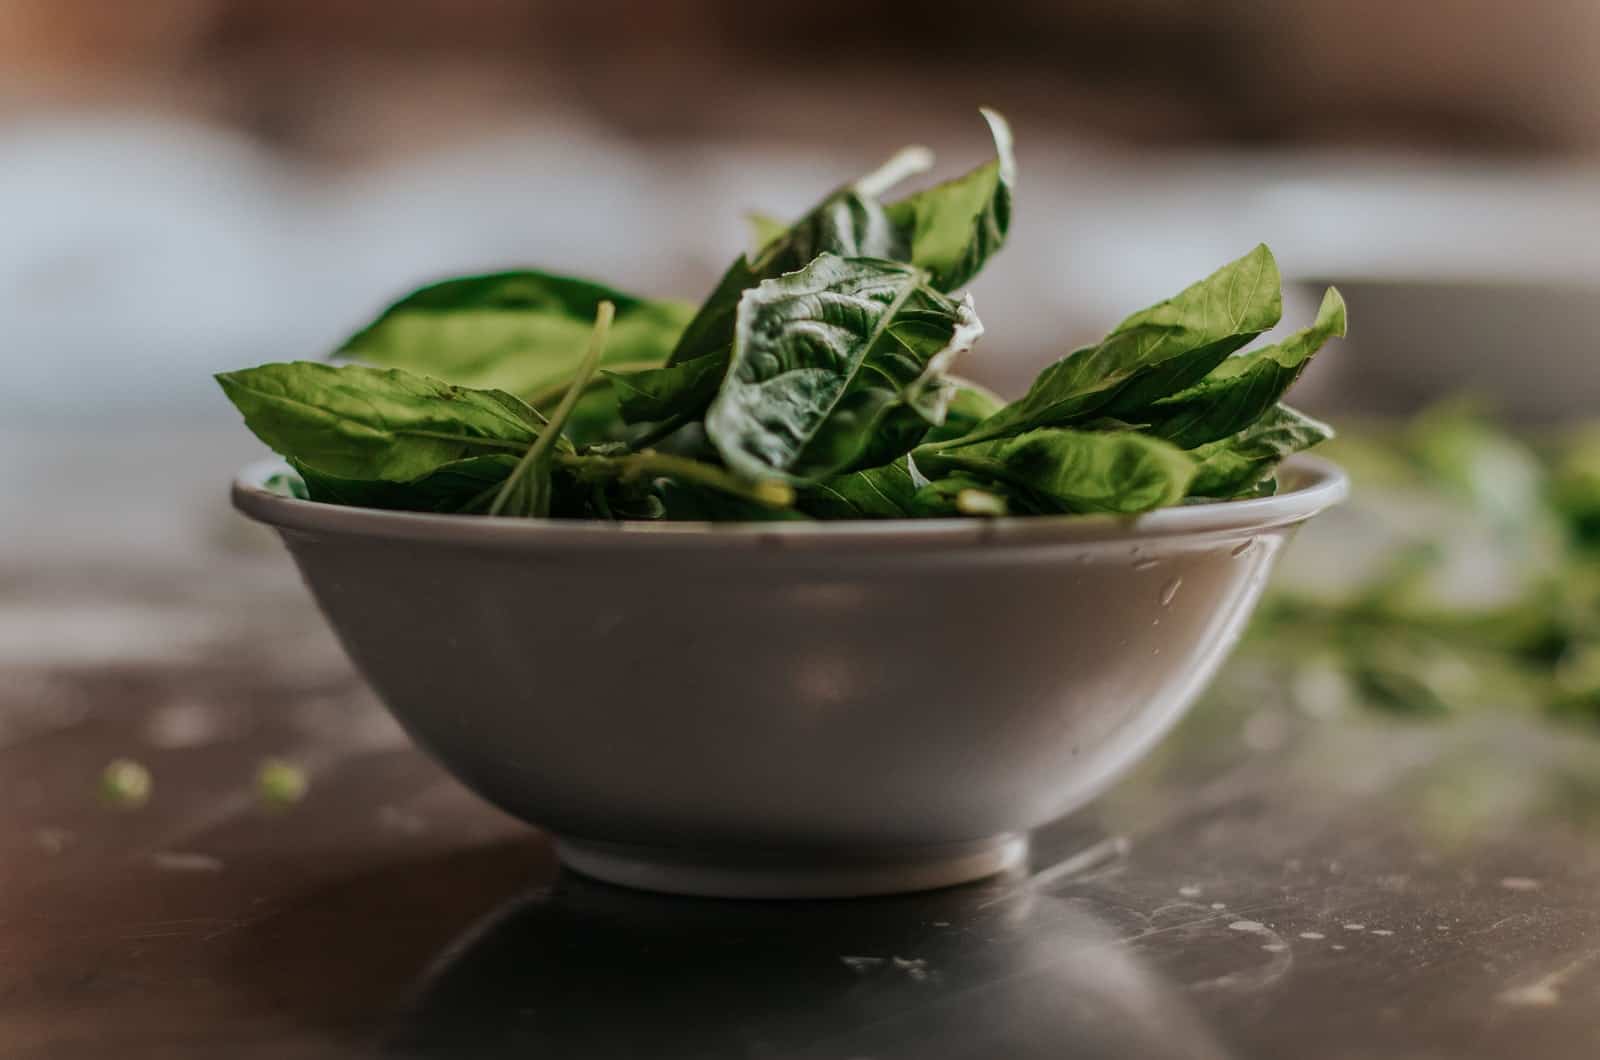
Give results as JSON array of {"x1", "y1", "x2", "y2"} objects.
[
  {"x1": 1188, "y1": 404, "x2": 1333, "y2": 498},
  {"x1": 661, "y1": 193, "x2": 909, "y2": 376},
  {"x1": 921, "y1": 428, "x2": 1195, "y2": 514},
  {"x1": 741, "y1": 145, "x2": 935, "y2": 290},
  {"x1": 761, "y1": 191, "x2": 910, "y2": 275},
  {"x1": 705, "y1": 254, "x2": 983, "y2": 483},
  {"x1": 884, "y1": 108, "x2": 1015, "y2": 291},
  {"x1": 606, "y1": 355, "x2": 728, "y2": 425},
  {"x1": 216, "y1": 362, "x2": 543, "y2": 481},
  {"x1": 1140, "y1": 287, "x2": 1346, "y2": 449},
  {"x1": 953, "y1": 245, "x2": 1282, "y2": 446},
  {"x1": 333, "y1": 270, "x2": 693, "y2": 398},
  {"x1": 291, "y1": 454, "x2": 516, "y2": 513},
  {"x1": 796, "y1": 457, "x2": 924, "y2": 519},
  {"x1": 644, "y1": 118, "x2": 1005, "y2": 425}
]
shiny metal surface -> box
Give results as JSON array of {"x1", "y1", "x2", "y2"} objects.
[
  {"x1": 5, "y1": 429, "x2": 1599, "y2": 1058},
  {"x1": 230, "y1": 460, "x2": 1344, "y2": 896}
]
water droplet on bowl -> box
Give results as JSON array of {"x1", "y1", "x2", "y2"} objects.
[
  {"x1": 1159, "y1": 578, "x2": 1182, "y2": 607},
  {"x1": 1230, "y1": 539, "x2": 1255, "y2": 557},
  {"x1": 1132, "y1": 558, "x2": 1160, "y2": 571}
]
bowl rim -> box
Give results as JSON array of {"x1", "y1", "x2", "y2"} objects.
[{"x1": 232, "y1": 454, "x2": 1347, "y2": 552}]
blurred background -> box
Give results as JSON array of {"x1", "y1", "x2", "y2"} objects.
[
  {"x1": 5, "y1": 0, "x2": 1600, "y2": 422},
  {"x1": 7, "y1": 8, "x2": 1600, "y2": 1054}
]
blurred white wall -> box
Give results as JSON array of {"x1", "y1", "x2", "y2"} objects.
[{"x1": 5, "y1": 108, "x2": 1600, "y2": 423}]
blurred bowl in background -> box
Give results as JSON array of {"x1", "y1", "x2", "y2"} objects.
[{"x1": 1300, "y1": 277, "x2": 1600, "y2": 423}]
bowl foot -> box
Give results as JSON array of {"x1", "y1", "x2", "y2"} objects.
[{"x1": 554, "y1": 833, "x2": 1028, "y2": 899}]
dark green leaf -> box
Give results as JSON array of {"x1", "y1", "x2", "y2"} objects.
[
  {"x1": 646, "y1": 117, "x2": 1006, "y2": 425},
  {"x1": 796, "y1": 458, "x2": 924, "y2": 518},
  {"x1": 705, "y1": 254, "x2": 983, "y2": 483},
  {"x1": 606, "y1": 355, "x2": 728, "y2": 425},
  {"x1": 950, "y1": 245, "x2": 1282, "y2": 446},
  {"x1": 333, "y1": 270, "x2": 692, "y2": 399},
  {"x1": 216, "y1": 362, "x2": 542, "y2": 481},
  {"x1": 1140, "y1": 287, "x2": 1346, "y2": 448},
  {"x1": 292, "y1": 454, "x2": 516, "y2": 513},
  {"x1": 920, "y1": 428, "x2": 1195, "y2": 514},
  {"x1": 1188, "y1": 404, "x2": 1333, "y2": 498},
  {"x1": 884, "y1": 108, "x2": 1015, "y2": 291},
  {"x1": 662, "y1": 180, "x2": 915, "y2": 375},
  {"x1": 760, "y1": 190, "x2": 909, "y2": 275}
]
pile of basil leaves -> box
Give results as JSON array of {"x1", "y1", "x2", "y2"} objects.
[{"x1": 218, "y1": 110, "x2": 1345, "y2": 521}]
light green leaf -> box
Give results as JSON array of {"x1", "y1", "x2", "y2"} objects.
[
  {"x1": 1140, "y1": 287, "x2": 1345, "y2": 449},
  {"x1": 1188, "y1": 404, "x2": 1333, "y2": 498},
  {"x1": 333, "y1": 270, "x2": 692, "y2": 398},
  {"x1": 948, "y1": 245, "x2": 1282, "y2": 447},
  {"x1": 705, "y1": 255, "x2": 983, "y2": 483},
  {"x1": 216, "y1": 362, "x2": 543, "y2": 481},
  {"x1": 920, "y1": 428, "x2": 1195, "y2": 514},
  {"x1": 885, "y1": 108, "x2": 1015, "y2": 291}
]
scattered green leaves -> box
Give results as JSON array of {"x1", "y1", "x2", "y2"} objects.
[{"x1": 1219, "y1": 405, "x2": 1600, "y2": 722}]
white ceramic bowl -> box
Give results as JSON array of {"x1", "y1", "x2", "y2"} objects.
[{"x1": 233, "y1": 457, "x2": 1347, "y2": 898}]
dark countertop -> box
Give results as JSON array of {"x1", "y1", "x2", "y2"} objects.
[{"x1": 5, "y1": 428, "x2": 1600, "y2": 1059}]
